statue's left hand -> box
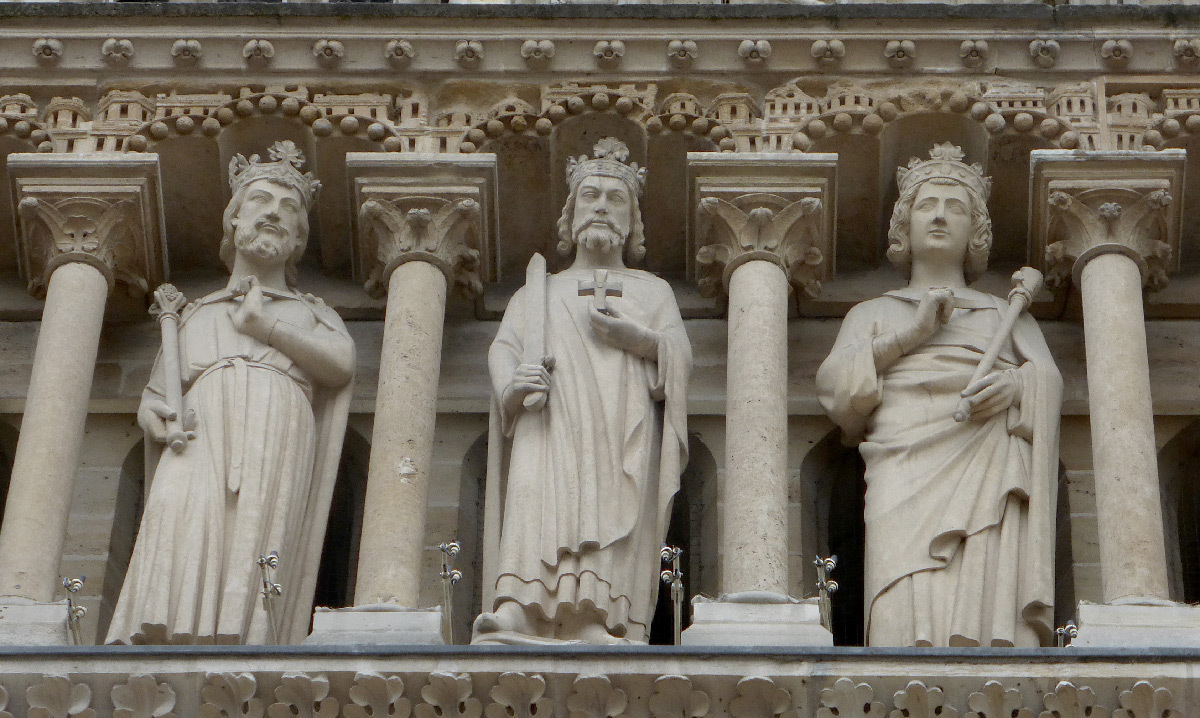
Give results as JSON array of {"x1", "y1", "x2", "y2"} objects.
[
  {"x1": 229, "y1": 275, "x2": 276, "y2": 343},
  {"x1": 590, "y1": 306, "x2": 660, "y2": 360},
  {"x1": 960, "y1": 370, "x2": 1021, "y2": 421}
]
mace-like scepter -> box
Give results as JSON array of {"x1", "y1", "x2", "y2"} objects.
[{"x1": 149, "y1": 284, "x2": 194, "y2": 452}]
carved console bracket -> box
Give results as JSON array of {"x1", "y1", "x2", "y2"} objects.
[
  {"x1": 9, "y1": 153, "x2": 166, "y2": 299},
  {"x1": 346, "y1": 152, "x2": 497, "y2": 299},
  {"x1": 1030, "y1": 149, "x2": 1185, "y2": 292},
  {"x1": 687, "y1": 152, "x2": 837, "y2": 300}
]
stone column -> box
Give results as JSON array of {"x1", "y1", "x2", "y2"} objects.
[
  {"x1": 1031, "y1": 149, "x2": 1200, "y2": 646},
  {"x1": 0, "y1": 153, "x2": 164, "y2": 643},
  {"x1": 681, "y1": 152, "x2": 837, "y2": 646},
  {"x1": 306, "y1": 153, "x2": 495, "y2": 645}
]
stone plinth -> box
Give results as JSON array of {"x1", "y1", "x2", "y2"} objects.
[
  {"x1": 1073, "y1": 601, "x2": 1200, "y2": 648},
  {"x1": 304, "y1": 604, "x2": 444, "y2": 646},
  {"x1": 682, "y1": 593, "x2": 831, "y2": 647}
]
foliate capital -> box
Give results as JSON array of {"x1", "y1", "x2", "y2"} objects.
[
  {"x1": 346, "y1": 153, "x2": 496, "y2": 299},
  {"x1": 1030, "y1": 150, "x2": 1185, "y2": 292},
  {"x1": 688, "y1": 153, "x2": 837, "y2": 299},
  {"x1": 10, "y1": 153, "x2": 166, "y2": 299}
]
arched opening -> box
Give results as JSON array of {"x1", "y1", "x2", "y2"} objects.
[
  {"x1": 452, "y1": 431, "x2": 488, "y2": 645},
  {"x1": 313, "y1": 426, "x2": 371, "y2": 609},
  {"x1": 649, "y1": 433, "x2": 719, "y2": 645},
  {"x1": 97, "y1": 439, "x2": 147, "y2": 642},
  {"x1": 800, "y1": 429, "x2": 866, "y2": 646},
  {"x1": 1157, "y1": 418, "x2": 1200, "y2": 602}
]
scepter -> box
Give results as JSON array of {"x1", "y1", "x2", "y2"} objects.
[
  {"x1": 953, "y1": 267, "x2": 1043, "y2": 423},
  {"x1": 149, "y1": 284, "x2": 193, "y2": 452}
]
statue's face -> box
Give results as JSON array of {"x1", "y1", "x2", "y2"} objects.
[
  {"x1": 231, "y1": 179, "x2": 305, "y2": 264},
  {"x1": 571, "y1": 175, "x2": 633, "y2": 253},
  {"x1": 908, "y1": 181, "x2": 972, "y2": 270}
]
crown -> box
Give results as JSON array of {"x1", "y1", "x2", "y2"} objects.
[
  {"x1": 228, "y1": 140, "x2": 321, "y2": 207},
  {"x1": 566, "y1": 137, "x2": 647, "y2": 197},
  {"x1": 896, "y1": 142, "x2": 991, "y2": 200}
]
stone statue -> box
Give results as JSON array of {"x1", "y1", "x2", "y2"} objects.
[
  {"x1": 474, "y1": 138, "x2": 691, "y2": 644},
  {"x1": 107, "y1": 142, "x2": 355, "y2": 645},
  {"x1": 815, "y1": 143, "x2": 1062, "y2": 647}
]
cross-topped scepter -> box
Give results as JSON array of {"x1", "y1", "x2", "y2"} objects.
[{"x1": 578, "y1": 269, "x2": 623, "y2": 315}]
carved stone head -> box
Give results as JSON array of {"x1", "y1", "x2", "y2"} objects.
[
  {"x1": 556, "y1": 137, "x2": 647, "y2": 263},
  {"x1": 887, "y1": 143, "x2": 993, "y2": 283},
  {"x1": 219, "y1": 141, "x2": 320, "y2": 285}
]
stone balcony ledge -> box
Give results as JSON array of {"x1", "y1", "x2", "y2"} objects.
[{"x1": 0, "y1": 644, "x2": 1194, "y2": 718}]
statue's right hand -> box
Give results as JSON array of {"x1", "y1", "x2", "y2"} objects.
[
  {"x1": 506, "y1": 362, "x2": 551, "y2": 409},
  {"x1": 904, "y1": 288, "x2": 956, "y2": 349},
  {"x1": 138, "y1": 399, "x2": 176, "y2": 443}
]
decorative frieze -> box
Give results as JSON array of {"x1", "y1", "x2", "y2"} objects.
[{"x1": 9, "y1": 152, "x2": 166, "y2": 298}]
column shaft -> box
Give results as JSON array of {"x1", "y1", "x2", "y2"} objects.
[
  {"x1": 0, "y1": 262, "x2": 109, "y2": 601},
  {"x1": 721, "y1": 259, "x2": 790, "y2": 595},
  {"x1": 355, "y1": 260, "x2": 448, "y2": 606},
  {"x1": 1079, "y1": 252, "x2": 1170, "y2": 603}
]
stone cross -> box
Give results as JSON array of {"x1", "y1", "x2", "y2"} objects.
[{"x1": 578, "y1": 269, "x2": 623, "y2": 315}]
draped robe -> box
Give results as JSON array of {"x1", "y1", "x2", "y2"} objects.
[
  {"x1": 816, "y1": 287, "x2": 1061, "y2": 647},
  {"x1": 485, "y1": 267, "x2": 691, "y2": 641},
  {"x1": 106, "y1": 287, "x2": 353, "y2": 645}
]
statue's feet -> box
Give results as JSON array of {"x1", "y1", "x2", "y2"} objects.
[
  {"x1": 575, "y1": 621, "x2": 633, "y2": 645},
  {"x1": 472, "y1": 601, "x2": 536, "y2": 643}
]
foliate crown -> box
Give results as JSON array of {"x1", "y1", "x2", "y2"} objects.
[
  {"x1": 228, "y1": 140, "x2": 322, "y2": 207},
  {"x1": 896, "y1": 142, "x2": 991, "y2": 200},
  {"x1": 566, "y1": 137, "x2": 647, "y2": 197}
]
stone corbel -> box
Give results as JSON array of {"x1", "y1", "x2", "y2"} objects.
[
  {"x1": 687, "y1": 152, "x2": 838, "y2": 299},
  {"x1": 346, "y1": 153, "x2": 497, "y2": 298},
  {"x1": 9, "y1": 153, "x2": 166, "y2": 299},
  {"x1": 1030, "y1": 149, "x2": 1185, "y2": 292}
]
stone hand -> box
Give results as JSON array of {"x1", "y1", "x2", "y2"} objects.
[
  {"x1": 589, "y1": 306, "x2": 660, "y2": 360},
  {"x1": 138, "y1": 398, "x2": 177, "y2": 443},
  {"x1": 902, "y1": 288, "x2": 956, "y2": 350},
  {"x1": 960, "y1": 370, "x2": 1021, "y2": 421},
  {"x1": 228, "y1": 275, "x2": 276, "y2": 343},
  {"x1": 506, "y1": 362, "x2": 551, "y2": 409}
]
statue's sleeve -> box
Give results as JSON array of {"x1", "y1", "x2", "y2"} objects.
[
  {"x1": 1008, "y1": 312, "x2": 1063, "y2": 442},
  {"x1": 816, "y1": 301, "x2": 885, "y2": 445},
  {"x1": 646, "y1": 280, "x2": 692, "y2": 403},
  {"x1": 489, "y1": 286, "x2": 526, "y2": 437}
]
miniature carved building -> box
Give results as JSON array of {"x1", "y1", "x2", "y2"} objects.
[{"x1": 0, "y1": 1, "x2": 1197, "y2": 716}]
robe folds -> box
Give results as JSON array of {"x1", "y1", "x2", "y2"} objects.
[
  {"x1": 817, "y1": 287, "x2": 1061, "y2": 647},
  {"x1": 106, "y1": 287, "x2": 353, "y2": 645},
  {"x1": 484, "y1": 267, "x2": 691, "y2": 641}
]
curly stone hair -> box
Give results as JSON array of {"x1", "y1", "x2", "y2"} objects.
[
  {"x1": 555, "y1": 180, "x2": 647, "y2": 264},
  {"x1": 886, "y1": 177, "x2": 992, "y2": 283},
  {"x1": 218, "y1": 178, "x2": 311, "y2": 288}
]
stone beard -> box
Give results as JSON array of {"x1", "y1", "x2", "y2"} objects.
[
  {"x1": 107, "y1": 151, "x2": 354, "y2": 645},
  {"x1": 816, "y1": 147, "x2": 1062, "y2": 648},
  {"x1": 480, "y1": 149, "x2": 691, "y2": 643}
]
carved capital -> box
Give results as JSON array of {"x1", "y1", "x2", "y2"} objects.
[
  {"x1": 9, "y1": 153, "x2": 166, "y2": 299},
  {"x1": 347, "y1": 153, "x2": 496, "y2": 299},
  {"x1": 1030, "y1": 150, "x2": 1185, "y2": 292},
  {"x1": 688, "y1": 152, "x2": 837, "y2": 299}
]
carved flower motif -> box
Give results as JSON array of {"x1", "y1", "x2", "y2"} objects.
[
  {"x1": 593, "y1": 40, "x2": 625, "y2": 68},
  {"x1": 959, "y1": 39, "x2": 989, "y2": 68},
  {"x1": 667, "y1": 40, "x2": 698, "y2": 68},
  {"x1": 810, "y1": 39, "x2": 845, "y2": 69},
  {"x1": 1098, "y1": 202, "x2": 1123, "y2": 221},
  {"x1": 171, "y1": 39, "x2": 202, "y2": 66},
  {"x1": 385, "y1": 39, "x2": 416, "y2": 68},
  {"x1": 1029, "y1": 38, "x2": 1060, "y2": 68},
  {"x1": 1101, "y1": 38, "x2": 1133, "y2": 68},
  {"x1": 312, "y1": 39, "x2": 345, "y2": 68},
  {"x1": 1174, "y1": 39, "x2": 1200, "y2": 68},
  {"x1": 102, "y1": 38, "x2": 134, "y2": 65},
  {"x1": 885, "y1": 39, "x2": 916, "y2": 69},
  {"x1": 28, "y1": 676, "x2": 94, "y2": 718},
  {"x1": 32, "y1": 38, "x2": 63, "y2": 65},
  {"x1": 738, "y1": 39, "x2": 771, "y2": 65},
  {"x1": 1048, "y1": 191, "x2": 1072, "y2": 210},
  {"x1": 455, "y1": 40, "x2": 484, "y2": 69},
  {"x1": 521, "y1": 40, "x2": 555, "y2": 67},
  {"x1": 243, "y1": 39, "x2": 275, "y2": 65},
  {"x1": 112, "y1": 674, "x2": 175, "y2": 718}
]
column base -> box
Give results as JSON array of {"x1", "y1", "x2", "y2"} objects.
[
  {"x1": 681, "y1": 591, "x2": 832, "y2": 646},
  {"x1": 304, "y1": 604, "x2": 445, "y2": 646},
  {"x1": 0, "y1": 597, "x2": 71, "y2": 645},
  {"x1": 1072, "y1": 600, "x2": 1200, "y2": 647}
]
